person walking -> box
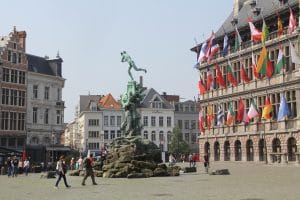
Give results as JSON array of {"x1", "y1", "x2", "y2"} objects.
[
  {"x1": 12, "y1": 156, "x2": 19, "y2": 177},
  {"x1": 82, "y1": 154, "x2": 97, "y2": 186},
  {"x1": 6, "y1": 157, "x2": 12, "y2": 177},
  {"x1": 23, "y1": 158, "x2": 30, "y2": 176},
  {"x1": 54, "y1": 155, "x2": 71, "y2": 189},
  {"x1": 188, "y1": 153, "x2": 193, "y2": 168},
  {"x1": 203, "y1": 153, "x2": 209, "y2": 173}
]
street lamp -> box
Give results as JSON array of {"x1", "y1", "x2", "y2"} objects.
[{"x1": 52, "y1": 129, "x2": 55, "y2": 164}]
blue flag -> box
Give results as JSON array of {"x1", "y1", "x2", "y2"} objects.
[
  {"x1": 223, "y1": 34, "x2": 229, "y2": 57},
  {"x1": 277, "y1": 95, "x2": 290, "y2": 121}
]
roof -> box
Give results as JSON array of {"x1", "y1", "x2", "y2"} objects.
[
  {"x1": 192, "y1": 0, "x2": 298, "y2": 51},
  {"x1": 99, "y1": 93, "x2": 122, "y2": 109},
  {"x1": 141, "y1": 88, "x2": 173, "y2": 109},
  {"x1": 27, "y1": 54, "x2": 55, "y2": 76},
  {"x1": 79, "y1": 95, "x2": 103, "y2": 112}
]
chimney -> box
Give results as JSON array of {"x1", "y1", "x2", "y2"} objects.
[
  {"x1": 17, "y1": 31, "x2": 27, "y2": 51},
  {"x1": 139, "y1": 76, "x2": 143, "y2": 88}
]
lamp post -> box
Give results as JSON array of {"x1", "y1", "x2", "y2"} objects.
[{"x1": 52, "y1": 129, "x2": 55, "y2": 164}]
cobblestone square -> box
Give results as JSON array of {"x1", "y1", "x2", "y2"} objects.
[{"x1": 1, "y1": 162, "x2": 300, "y2": 200}]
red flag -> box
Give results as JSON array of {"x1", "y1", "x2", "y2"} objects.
[
  {"x1": 266, "y1": 60, "x2": 274, "y2": 78},
  {"x1": 207, "y1": 104, "x2": 213, "y2": 129},
  {"x1": 206, "y1": 68, "x2": 213, "y2": 90},
  {"x1": 215, "y1": 64, "x2": 226, "y2": 88},
  {"x1": 237, "y1": 97, "x2": 245, "y2": 122},
  {"x1": 240, "y1": 64, "x2": 250, "y2": 83},
  {"x1": 288, "y1": 8, "x2": 296, "y2": 34},
  {"x1": 198, "y1": 77, "x2": 206, "y2": 95}
]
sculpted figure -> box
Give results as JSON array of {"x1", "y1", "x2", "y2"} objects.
[{"x1": 121, "y1": 51, "x2": 147, "y2": 80}]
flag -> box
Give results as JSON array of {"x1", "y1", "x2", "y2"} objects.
[
  {"x1": 288, "y1": 8, "x2": 296, "y2": 34},
  {"x1": 277, "y1": 94, "x2": 290, "y2": 121},
  {"x1": 216, "y1": 64, "x2": 226, "y2": 88},
  {"x1": 207, "y1": 104, "x2": 213, "y2": 129},
  {"x1": 209, "y1": 43, "x2": 220, "y2": 63},
  {"x1": 240, "y1": 63, "x2": 250, "y2": 83},
  {"x1": 199, "y1": 106, "x2": 205, "y2": 134},
  {"x1": 290, "y1": 41, "x2": 300, "y2": 65},
  {"x1": 217, "y1": 104, "x2": 224, "y2": 126},
  {"x1": 237, "y1": 97, "x2": 245, "y2": 122},
  {"x1": 248, "y1": 18, "x2": 262, "y2": 42},
  {"x1": 205, "y1": 31, "x2": 215, "y2": 59},
  {"x1": 277, "y1": 15, "x2": 283, "y2": 37},
  {"x1": 226, "y1": 103, "x2": 234, "y2": 126},
  {"x1": 247, "y1": 98, "x2": 259, "y2": 121},
  {"x1": 206, "y1": 67, "x2": 213, "y2": 90},
  {"x1": 275, "y1": 47, "x2": 285, "y2": 74},
  {"x1": 261, "y1": 19, "x2": 269, "y2": 44},
  {"x1": 234, "y1": 26, "x2": 242, "y2": 51},
  {"x1": 198, "y1": 41, "x2": 208, "y2": 63},
  {"x1": 262, "y1": 97, "x2": 272, "y2": 120},
  {"x1": 227, "y1": 61, "x2": 238, "y2": 86},
  {"x1": 198, "y1": 77, "x2": 206, "y2": 95},
  {"x1": 223, "y1": 34, "x2": 229, "y2": 57},
  {"x1": 252, "y1": 53, "x2": 260, "y2": 79},
  {"x1": 257, "y1": 46, "x2": 268, "y2": 74},
  {"x1": 266, "y1": 58, "x2": 274, "y2": 78}
]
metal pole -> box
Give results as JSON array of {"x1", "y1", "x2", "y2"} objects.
[
  {"x1": 52, "y1": 129, "x2": 54, "y2": 164},
  {"x1": 264, "y1": 122, "x2": 268, "y2": 164}
]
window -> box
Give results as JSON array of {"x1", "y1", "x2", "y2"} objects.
[
  {"x1": 151, "y1": 116, "x2": 156, "y2": 127},
  {"x1": 167, "y1": 117, "x2": 171, "y2": 127},
  {"x1": 1, "y1": 138, "x2": 7, "y2": 147},
  {"x1": 33, "y1": 107, "x2": 38, "y2": 124},
  {"x1": 1, "y1": 111, "x2": 9, "y2": 130},
  {"x1": 44, "y1": 87, "x2": 50, "y2": 100},
  {"x1": 3, "y1": 68, "x2": 9, "y2": 82},
  {"x1": 191, "y1": 133, "x2": 197, "y2": 144},
  {"x1": 185, "y1": 133, "x2": 189, "y2": 142},
  {"x1": 8, "y1": 138, "x2": 15, "y2": 147},
  {"x1": 117, "y1": 131, "x2": 121, "y2": 138},
  {"x1": 10, "y1": 69, "x2": 17, "y2": 83},
  {"x1": 117, "y1": 116, "x2": 121, "y2": 126},
  {"x1": 9, "y1": 112, "x2": 17, "y2": 130},
  {"x1": 88, "y1": 131, "x2": 99, "y2": 138},
  {"x1": 33, "y1": 85, "x2": 38, "y2": 99},
  {"x1": 56, "y1": 110, "x2": 62, "y2": 124},
  {"x1": 104, "y1": 116, "x2": 108, "y2": 126},
  {"x1": 233, "y1": 61, "x2": 240, "y2": 84},
  {"x1": 191, "y1": 120, "x2": 196, "y2": 129},
  {"x1": 57, "y1": 88, "x2": 61, "y2": 101},
  {"x1": 110, "y1": 116, "x2": 115, "y2": 126},
  {"x1": 2, "y1": 88, "x2": 9, "y2": 105},
  {"x1": 151, "y1": 131, "x2": 156, "y2": 141},
  {"x1": 159, "y1": 131, "x2": 164, "y2": 141},
  {"x1": 143, "y1": 116, "x2": 148, "y2": 127},
  {"x1": 18, "y1": 113, "x2": 25, "y2": 130},
  {"x1": 245, "y1": 57, "x2": 253, "y2": 81},
  {"x1": 110, "y1": 131, "x2": 115, "y2": 139},
  {"x1": 88, "y1": 119, "x2": 99, "y2": 126},
  {"x1": 8, "y1": 50, "x2": 11, "y2": 61},
  {"x1": 10, "y1": 89, "x2": 18, "y2": 105},
  {"x1": 18, "y1": 91, "x2": 25, "y2": 106},
  {"x1": 159, "y1": 116, "x2": 163, "y2": 127},
  {"x1": 44, "y1": 109, "x2": 49, "y2": 124},
  {"x1": 184, "y1": 120, "x2": 189, "y2": 129},
  {"x1": 12, "y1": 53, "x2": 17, "y2": 64},
  {"x1": 18, "y1": 71, "x2": 25, "y2": 84},
  {"x1": 271, "y1": 93, "x2": 281, "y2": 120},
  {"x1": 287, "y1": 90, "x2": 297, "y2": 118},
  {"x1": 177, "y1": 120, "x2": 182, "y2": 129},
  {"x1": 13, "y1": 43, "x2": 17, "y2": 49},
  {"x1": 143, "y1": 131, "x2": 148, "y2": 139},
  {"x1": 18, "y1": 53, "x2": 22, "y2": 63},
  {"x1": 104, "y1": 130, "x2": 109, "y2": 140}
]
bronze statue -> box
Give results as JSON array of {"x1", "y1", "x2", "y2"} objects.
[
  {"x1": 121, "y1": 51, "x2": 147, "y2": 81},
  {"x1": 120, "y1": 51, "x2": 146, "y2": 137}
]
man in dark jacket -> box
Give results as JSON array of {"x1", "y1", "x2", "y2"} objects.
[{"x1": 82, "y1": 154, "x2": 97, "y2": 186}]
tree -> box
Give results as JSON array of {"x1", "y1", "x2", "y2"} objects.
[{"x1": 168, "y1": 126, "x2": 191, "y2": 157}]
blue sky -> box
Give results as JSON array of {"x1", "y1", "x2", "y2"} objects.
[{"x1": 0, "y1": 0, "x2": 232, "y2": 122}]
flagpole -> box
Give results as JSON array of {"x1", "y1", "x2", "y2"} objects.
[{"x1": 264, "y1": 91, "x2": 268, "y2": 164}]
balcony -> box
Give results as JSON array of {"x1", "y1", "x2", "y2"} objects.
[{"x1": 56, "y1": 101, "x2": 65, "y2": 107}]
